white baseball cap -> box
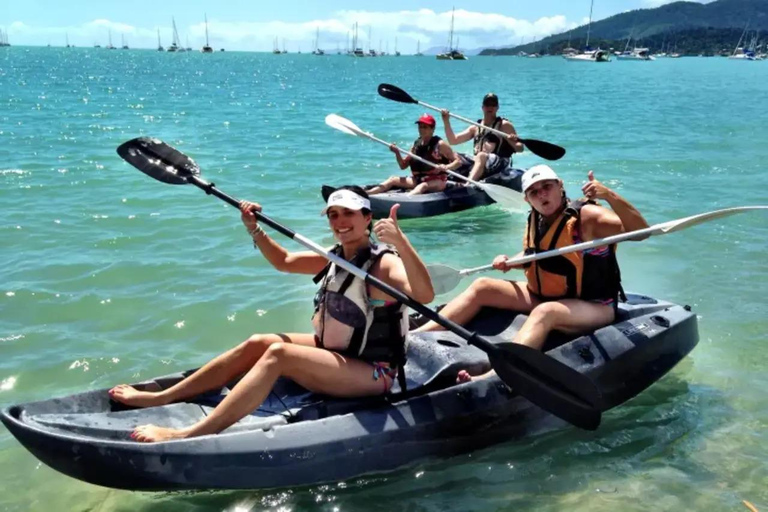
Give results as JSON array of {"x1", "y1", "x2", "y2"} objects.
[
  {"x1": 521, "y1": 164, "x2": 560, "y2": 192},
  {"x1": 320, "y1": 189, "x2": 371, "y2": 215}
]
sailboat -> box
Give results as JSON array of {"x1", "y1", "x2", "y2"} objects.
[
  {"x1": 65, "y1": 33, "x2": 71, "y2": 48},
  {"x1": 0, "y1": 29, "x2": 9, "y2": 47},
  {"x1": 563, "y1": 0, "x2": 610, "y2": 62},
  {"x1": 201, "y1": 14, "x2": 214, "y2": 53},
  {"x1": 415, "y1": 40, "x2": 423, "y2": 56},
  {"x1": 395, "y1": 37, "x2": 400, "y2": 56},
  {"x1": 349, "y1": 23, "x2": 364, "y2": 56},
  {"x1": 729, "y1": 22, "x2": 756, "y2": 60},
  {"x1": 121, "y1": 34, "x2": 129, "y2": 50},
  {"x1": 156, "y1": 29, "x2": 164, "y2": 51},
  {"x1": 185, "y1": 36, "x2": 191, "y2": 52},
  {"x1": 312, "y1": 27, "x2": 325, "y2": 55},
  {"x1": 167, "y1": 18, "x2": 180, "y2": 52},
  {"x1": 273, "y1": 37, "x2": 281, "y2": 54},
  {"x1": 436, "y1": 8, "x2": 467, "y2": 60},
  {"x1": 106, "y1": 30, "x2": 116, "y2": 50}
]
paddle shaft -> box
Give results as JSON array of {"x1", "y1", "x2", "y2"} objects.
[
  {"x1": 352, "y1": 126, "x2": 487, "y2": 188},
  {"x1": 185, "y1": 174, "x2": 497, "y2": 353},
  {"x1": 416, "y1": 99, "x2": 516, "y2": 142},
  {"x1": 461, "y1": 206, "x2": 766, "y2": 276}
]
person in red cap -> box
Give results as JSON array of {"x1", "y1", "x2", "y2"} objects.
[
  {"x1": 367, "y1": 113, "x2": 461, "y2": 196},
  {"x1": 441, "y1": 93, "x2": 524, "y2": 182}
]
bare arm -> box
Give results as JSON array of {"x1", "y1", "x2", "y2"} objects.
[
  {"x1": 390, "y1": 144, "x2": 411, "y2": 170},
  {"x1": 580, "y1": 172, "x2": 649, "y2": 241},
  {"x1": 240, "y1": 201, "x2": 328, "y2": 274},
  {"x1": 441, "y1": 109, "x2": 476, "y2": 145},
  {"x1": 501, "y1": 119, "x2": 524, "y2": 154},
  {"x1": 437, "y1": 141, "x2": 462, "y2": 171},
  {"x1": 371, "y1": 205, "x2": 435, "y2": 304}
]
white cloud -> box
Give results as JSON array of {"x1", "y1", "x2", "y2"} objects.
[{"x1": 2, "y1": 8, "x2": 583, "y2": 52}]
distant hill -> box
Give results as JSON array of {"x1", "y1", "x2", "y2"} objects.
[{"x1": 481, "y1": 0, "x2": 767, "y2": 55}]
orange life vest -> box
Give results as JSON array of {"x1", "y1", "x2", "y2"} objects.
[{"x1": 523, "y1": 200, "x2": 623, "y2": 303}]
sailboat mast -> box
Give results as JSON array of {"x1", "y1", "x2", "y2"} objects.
[
  {"x1": 448, "y1": 8, "x2": 455, "y2": 51},
  {"x1": 586, "y1": 0, "x2": 594, "y2": 48},
  {"x1": 205, "y1": 14, "x2": 210, "y2": 46}
]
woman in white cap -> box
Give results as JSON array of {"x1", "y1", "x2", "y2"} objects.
[
  {"x1": 110, "y1": 186, "x2": 434, "y2": 442},
  {"x1": 367, "y1": 113, "x2": 462, "y2": 196},
  {"x1": 416, "y1": 165, "x2": 649, "y2": 379}
]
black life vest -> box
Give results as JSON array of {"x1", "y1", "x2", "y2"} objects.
[
  {"x1": 473, "y1": 116, "x2": 515, "y2": 158},
  {"x1": 409, "y1": 136, "x2": 450, "y2": 176},
  {"x1": 522, "y1": 200, "x2": 625, "y2": 305}
]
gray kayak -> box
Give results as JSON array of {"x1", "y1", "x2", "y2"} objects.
[
  {"x1": 325, "y1": 167, "x2": 524, "y2": 219},
  {"x1": 0, "y1": 293, "x2": 698, "y2": 491}
]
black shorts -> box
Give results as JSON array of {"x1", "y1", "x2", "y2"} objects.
[{"x1": 456, "y1": 153, "x2": 510, "y2": 179}]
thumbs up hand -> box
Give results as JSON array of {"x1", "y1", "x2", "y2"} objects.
[
  {"x1": 373, "y1": 204, "x2": 406, "y2": 247},
  {"x1": 581, "y1": 170, "x2": 611, "y2": 201}
]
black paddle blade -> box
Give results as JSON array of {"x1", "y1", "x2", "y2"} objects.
[
  {"x1": 490, "y1": 342, "x2": 602, "y2": 430},
  {"x1": 117, "y1": 137, "x2": 200, "y2": 185},
  {"x1": 377, "y1": 83, "x2": 418, "y2": 104},
  {"x1": 519, "y1": 138, "x2": 566, "y2": 161}
]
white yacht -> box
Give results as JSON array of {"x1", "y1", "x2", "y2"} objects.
[
  {"x1": 617, "y1": 47, "x2": 654, "y2": 61},
  {"x1": 563, "y1": 0, "x2": 610, "y2": 62}
]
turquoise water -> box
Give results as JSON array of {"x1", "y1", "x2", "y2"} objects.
[{"x1": 1, "y1": 47, "x2": 767, "y2": 511}]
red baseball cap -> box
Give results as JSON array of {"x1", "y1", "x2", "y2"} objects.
[{"x1": 415, "y1": 113, "x2": 436, "y2": 127}]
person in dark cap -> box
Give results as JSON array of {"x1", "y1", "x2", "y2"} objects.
[
  {"x1": 368, "y1": 113, "x2": 462, "y2": 195},
  {"x1": 441, "y1": 93, "x2": 523, "y2": 182}
]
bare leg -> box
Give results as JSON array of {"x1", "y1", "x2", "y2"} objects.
[
  {"x1": 453, "y1": 299, "x2": 614, "y2": 383},
  {"x1": 415, "y1": 278, "x2": 538, "y2": 332},
  {"x1": 367, "y1": 176, "x2": 413, "y2": 195},
  {"x1": 467, "y1": 152, "x2": 489, "y2": 182},
  {"x1": 408, "y1": 179, "x2": 447, "y2": 196},
  {"x1": 514, "y1": 299, "x2": 615, "y2": 350},
  {"x1": 110, "y1": 333, "x2": 316, "y2": 407},
  {"x1": 132, "y1": 342, "x2": 390, "y2": 442}
]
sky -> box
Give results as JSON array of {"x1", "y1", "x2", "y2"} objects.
[{"x1": 1, "y1": 0, "x2": 709, "y2": 52}]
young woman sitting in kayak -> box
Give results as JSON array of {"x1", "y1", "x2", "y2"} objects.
[
  {"x1": 414, "y1": 165, "x2": 649, "y2": 381},
  {"x1": 109, "y1": 186, "x2": 435, "y2": 442},
  {"x1": 367, "y1": 114, "x2": 462, "y2": 196}
]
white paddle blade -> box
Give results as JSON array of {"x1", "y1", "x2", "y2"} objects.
[
  {"x1": 480, "y1": 183, "x2": 528, "y2": 213},
  {"x1": 324, "y1": 114, "x2": 363, "y2": 137},
  {"x1": 657, "y1": 206, "x2": 768, "y2": 235},
  {"x1": 427, "y1": 264, "x2": 463, "y2": 295}
]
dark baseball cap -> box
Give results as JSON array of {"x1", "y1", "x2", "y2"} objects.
[{"x1": 482, "y1": 93, "x2": 499, "y2": 106}]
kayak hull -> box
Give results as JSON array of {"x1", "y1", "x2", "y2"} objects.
[
  {"x1": 328, "y1": 167, "x2": 524, "y2": 219},
  {"x1": 1, "y1": 293, "x2": 698, "y2": 491}
]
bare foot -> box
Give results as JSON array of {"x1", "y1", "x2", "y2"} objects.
[
  {"x1": 109, "y1": 384, "x2": 169, "y2": 408},
  {"x1": 131, "y1": 424, "x2": 191, "y2": 443},
  {"x1": 455, "y1": 369, "x2": 497, "y2": 384}
]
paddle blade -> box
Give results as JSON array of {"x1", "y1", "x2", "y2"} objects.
[
  {"x1": 427, "y1": 264, "x2": 463, "y2": 295},
  {"x1": 519, "y1": 138, "x2": 566, "y2": 161},
  {"x1": 479, "y1": 183, "x2": 528, "y2": 213},
  {"x1": 490, "y1": 342, "x2": 602, "y2": 430},
  {"x1": 325, "y1": 114, "x2": 364, "y2": 137},
  {"x1": 117, "y1": 138, "x2": 200, "y2": 185},
  {"x1": 377, "y1": 83, "x2": 418, "y2": 104}
]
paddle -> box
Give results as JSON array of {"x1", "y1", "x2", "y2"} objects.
[
  {"x1": 377, "y1": 83, "x2": 566, "y2": 161},
  {"x1": 117, "y1": 136, "x2": 603, "y2": 430},
  {"x1": 428, "y1": 206, "x2": 768, "y2": 294},
  {"x1": 324, "y1": 114, "x2": 527, "y2": 213}
]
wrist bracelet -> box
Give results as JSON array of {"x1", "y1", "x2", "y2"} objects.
[{"x1": 248, "y1": 225, "x2": 264, "y2": 237}]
